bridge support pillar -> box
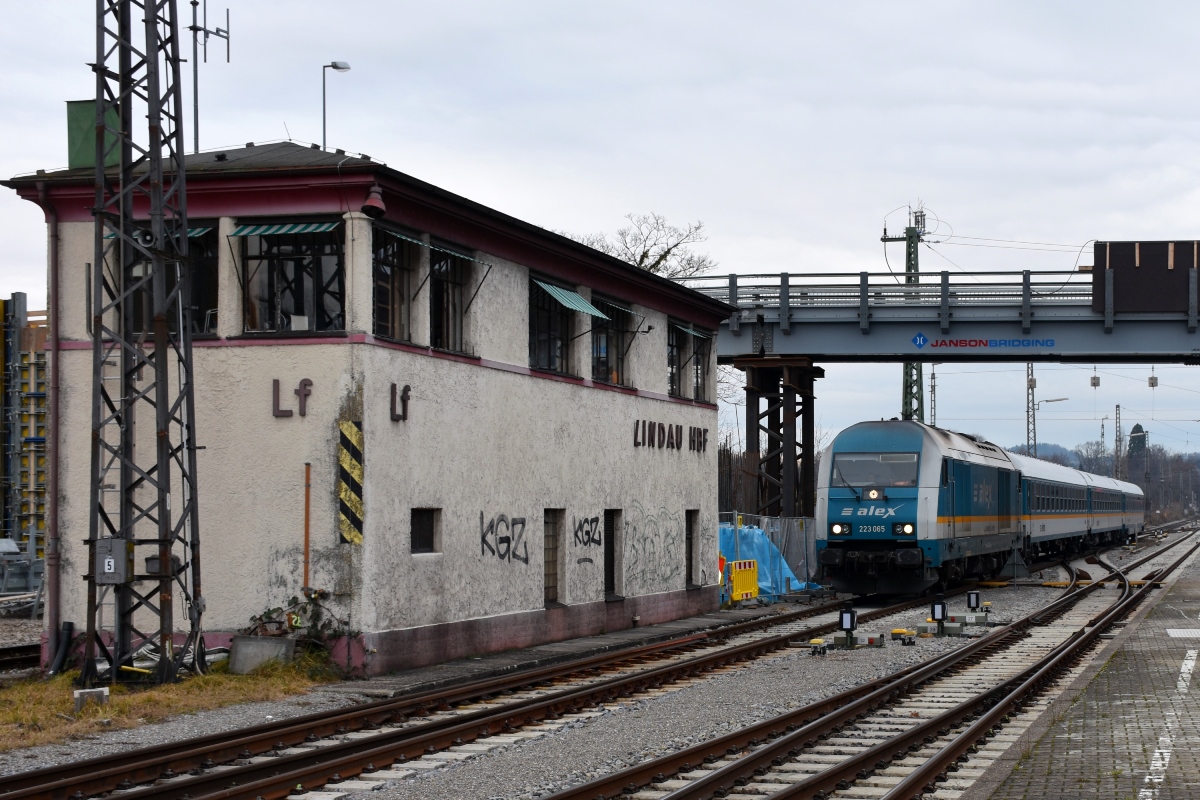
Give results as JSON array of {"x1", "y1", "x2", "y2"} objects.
[{"x1": 735, "y1": 357, "x2": 824, "y2": 518}]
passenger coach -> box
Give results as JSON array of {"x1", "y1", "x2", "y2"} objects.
[{"x1": 815, "y1": 420, "x2": 1144, "y2": 594}]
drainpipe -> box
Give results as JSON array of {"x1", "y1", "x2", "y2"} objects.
[{"x1": 35, "y1": 181, "x2": 60, "y2": 662}]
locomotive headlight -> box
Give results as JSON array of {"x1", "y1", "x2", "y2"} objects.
[
  {"x1": 894, "y1": 522, "x2": 915, "y2": 535},
  {"x1": 831, "y1": 523, "x2": 849, "y2": 535},
  {"x1": 867, "y1": 489, "x2": 880, "y2": 500}
]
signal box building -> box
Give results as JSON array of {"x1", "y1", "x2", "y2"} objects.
[{"x1": 5, "y1": 141, "x2": 728, "y2": 673}]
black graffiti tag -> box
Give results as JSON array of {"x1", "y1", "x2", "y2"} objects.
[
  {"x1": 480, "y1": 512, "x2": 529, "y2": 564},
  {"x1": 573, "y1": 516, "x2": 601, "y2": 547}
]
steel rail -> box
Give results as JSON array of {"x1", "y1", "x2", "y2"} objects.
[
  {"x1": 0, "y1": 644, "x2": 40, "y2": 671},
  {"x1": 882, "y1": 533, "x2": 1200, "y2": 800},
  {"x1": 0, "y1": 596, "x2": 908, "y2": 800},
  {"x1": 545, "y1": 532, "x2": 1194, "y2": 800}
]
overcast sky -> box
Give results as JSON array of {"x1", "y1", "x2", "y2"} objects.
[{"x1": 3, "y1": 2, "x2": 1200, "y2": 454}]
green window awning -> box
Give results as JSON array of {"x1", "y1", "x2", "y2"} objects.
[
  {"x1": 230, "y1": 222, "x2": 342, "y2": 236},
  {"x1": 104, "y1": 227, "x2": 212, "y2": 239},
  {"x1": 672, "y1": 323, "x2": 711, "y2": 339},
  {"x1": 533, "y1": 279, "x2": 609, "y2": 319}
]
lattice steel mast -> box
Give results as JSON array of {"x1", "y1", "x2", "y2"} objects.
[
  {"x1": 84, "y1": 0, "x2": 204, "y2": 686},
  {"x1": 1026, "y1": 363, "x2": 1037, "y2": 458},
  {"x1": 882, "y1": 208, "x2": 925, "y2": 421}
]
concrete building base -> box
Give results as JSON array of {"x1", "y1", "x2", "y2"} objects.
[{"x1": 364, "y1": 585, "x2": 719, "y2": 675}]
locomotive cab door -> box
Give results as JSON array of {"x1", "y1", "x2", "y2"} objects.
[{"x1": 942, "y1": 457, "x2": 956, "y2": 539}]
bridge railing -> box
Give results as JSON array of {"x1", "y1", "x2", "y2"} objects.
[{"x1": 680, "y1": 270, "x2": 1094, "y2": 309}]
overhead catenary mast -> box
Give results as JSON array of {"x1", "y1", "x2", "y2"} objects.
[
  {"x1": 84, "y1": 0, "x2": 204, "y2": 686},
  {"x1": 882, "y1": 207, "x2": 926, "y2": 422}
]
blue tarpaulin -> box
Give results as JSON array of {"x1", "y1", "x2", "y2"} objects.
[{"x1": 719, "y1": 523, "x2": 820, "y2": 598}]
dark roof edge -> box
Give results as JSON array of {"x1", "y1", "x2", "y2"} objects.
[{"x1": 4, "y1": 154, "x2": 734, "y2": 320}]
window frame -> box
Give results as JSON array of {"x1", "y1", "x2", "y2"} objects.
[
  {"x1": 590, "y1": 297, "x2": 630, "y2": 385},
  {"x1": 528, "y1": 277, "x2": 575, "y2": 375},
  {"x1": 241, "y1": 224, "x2": 346, "y2": 333},
  {"x1": 411, "y1": 508, "x2": 441, "y2": 554},
  {"x1": 372, "y1": 225, "x2": 419, "y2": 342},
  {"x1": 429, "y1": 246, "x2": 468, "y2": 352},
  {"x1": 692, "y1": 331, "x2": 712, "y2": 402},
  {"x1": 667, "y1": 324, "x2": 683, "y2": 397}
]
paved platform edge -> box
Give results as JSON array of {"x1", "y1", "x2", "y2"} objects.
[
  {"x1": 957, "y1": 542, "x2": 1200, "y2": 800},
  {"x1": 321, "y1": 606, "x2": 788, "y2": 699}
]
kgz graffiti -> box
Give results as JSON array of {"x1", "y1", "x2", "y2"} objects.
[
  {"x1": 573, "y1": 516, "x2": 601, "y2": 547},
  {"x1": 480, "y1": 513, "x2": 529, "y2": 564}
]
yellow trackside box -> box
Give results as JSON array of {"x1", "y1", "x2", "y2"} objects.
[{"x1": 730, "y1": 559, "x2": 759, "y2": 601}]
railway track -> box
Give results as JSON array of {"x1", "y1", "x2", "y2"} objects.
[
  {"x1": 3, "y1": 528, "x2": 1188, "y2": 800},
  {"x1": 541, "y1": 527, "x2": 1199, "y2": 800},
  {"x1": 0, "y1": 592, "x2": 952, "y2": 800},
  {"x1": 0, "y1": 644, "x2": 39, "y2": 672}
]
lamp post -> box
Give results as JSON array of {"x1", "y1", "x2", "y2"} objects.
[
  {"x1": 322, "y1": 61, "x2": 351, "y2": 149},
  {"x1": 1028, "y1": 397, "x2": 1068, "y2": 458}
]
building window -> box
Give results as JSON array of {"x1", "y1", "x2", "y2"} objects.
[
  {"x1": 373, "y1": 226, "x2": 418, "y2": 341},
  {"x1": 667, "y1": 324, "x2": 684, "y2": 396},
  {"x1": 591, "y1": 299, "x2": 630, "y2": 385},
  {"x1": 430, "y1": 249, "x2": 467, "y2": 351},
  {"x1": 692, "y1": 333, "x2": 711, "y2": 402},
  {"x1": 411, "y1": 508, "x2": 440, "y2": 554},
  {"x1": 529, "y1": 279, "x2": 574, "y2": 374},
  {"x1": 242, "y1": 227, "x2": 345, "y2": 332},
  {"x1": 126, "y1": 226, "x2": 219, "y2": 335},
  {"x1": 544, "y1": 509, "x2": 563, "y2": 605},
  {"x1": 603, "y1": 509, "x2": 620, "y2": 597}
]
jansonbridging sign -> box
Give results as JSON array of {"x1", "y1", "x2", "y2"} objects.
[{"x1": 912, "y1": 333, "x2": 1055, "y2": 350}]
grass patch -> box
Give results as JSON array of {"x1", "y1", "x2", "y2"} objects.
[{"x1": 0, "y1": 651, "x2": 338, "y2": 752}]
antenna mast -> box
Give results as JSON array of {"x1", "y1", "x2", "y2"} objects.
[
  {"x1": 85, "y1": 0, "x2": 204, "y2": 685},
  {"x1": 189, "y1": 1, "x2": 230, "y2": 153}
]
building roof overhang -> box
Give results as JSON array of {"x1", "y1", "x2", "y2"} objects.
[{"x1": 4, "y1": 141, "x2": 733, "y2": 327}]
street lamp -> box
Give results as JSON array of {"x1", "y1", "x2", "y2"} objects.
[
  {"x1": 1027, "y1": 397, "x2": 1068, "y2": 458},
  {"x1": 322, "y1": 61, "x2": 351, "y2": 149}
]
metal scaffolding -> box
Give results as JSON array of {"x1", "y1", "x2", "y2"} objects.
[
  {"x1": 0, "y1": 294, "x2": 47, "y2": 611},
  {"x1": 83, "y1": 0, "x2": 204, "y2": 685}
]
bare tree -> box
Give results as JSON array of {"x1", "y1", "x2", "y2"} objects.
[
  {"x1": 1073, "y1": 440, "x2": 1111, "y2": 476},
  {"x1": 567, "y1": 212, "x2": 717, "y2": 279}
]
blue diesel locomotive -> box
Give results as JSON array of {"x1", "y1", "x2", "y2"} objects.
[{"x1": 815, "y1": 420, "x2": 1145, "y2": 594}]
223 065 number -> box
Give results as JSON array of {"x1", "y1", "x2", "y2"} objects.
[{"x1": 860, "y1": 525, "x2": 887, "y2": 533}]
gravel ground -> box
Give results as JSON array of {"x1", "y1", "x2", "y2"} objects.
[
  {"x1": 0, "y1": 617, "x2": 43, "y2": 648},
  {"x1": 360, "y1": 585, "x2": 1061, "y2": 800},
  {"x1": 0, "y1": 584, "x2": 1060, "y2": 788},
  {"x1": 0, "y1": 689, "x2": 364, "y2": 776}
]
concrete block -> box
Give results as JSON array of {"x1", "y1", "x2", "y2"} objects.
[
  {"x1": 73, "y1": 687, "x2": 109, "y2": 712},
  {"x1": 229, "y1": 635, "x2": 297, "y2": 674}
]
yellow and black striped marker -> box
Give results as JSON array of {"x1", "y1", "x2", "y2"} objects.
[{"x1": 338, "y1": 420, "x2": 364, "y2": 544}]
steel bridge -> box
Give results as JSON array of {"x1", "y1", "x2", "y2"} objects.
[
  {"x1": 685, "y1": 267, "x2": 1200, "y2": 521},
  {"x1": 684, "y1": 268, "x2": 1200, "y2": 364}
]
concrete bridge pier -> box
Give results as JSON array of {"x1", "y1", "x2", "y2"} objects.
[{"x1": 736, "y1": 357, "x2": 824, "y2": 518}]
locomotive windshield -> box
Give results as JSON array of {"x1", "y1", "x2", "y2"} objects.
[{"x1": 831, "y1": 453, "x2": 919, "y2": 487}]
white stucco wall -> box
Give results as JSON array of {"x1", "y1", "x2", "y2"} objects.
[{"x1": 50, "y1": 218, "x2": 719, "y2": 642}]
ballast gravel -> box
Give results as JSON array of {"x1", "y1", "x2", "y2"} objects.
[
  {"x1": 0, "y1": 689, "x2": 361, "y2": 776},
  {"x1": 0, "y1": 617, "x2": 43, "y2": 648},
  {"x1": 357, "y1": 585, "x2": 1061, "y2": 800}
]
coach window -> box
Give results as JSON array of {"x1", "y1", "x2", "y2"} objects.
[
  {"x1": 591, "y1": 297, "x2": 630, "y2": 385},
  {"x1": 430, "y1": 247, "x2": 468, "y2": 352},
  {"x1": 373, "y1": 226, "x2": 420, "y2": 342},
  {"x1": 238, "y1": 221, "x2": 345, "y2": 332}
]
